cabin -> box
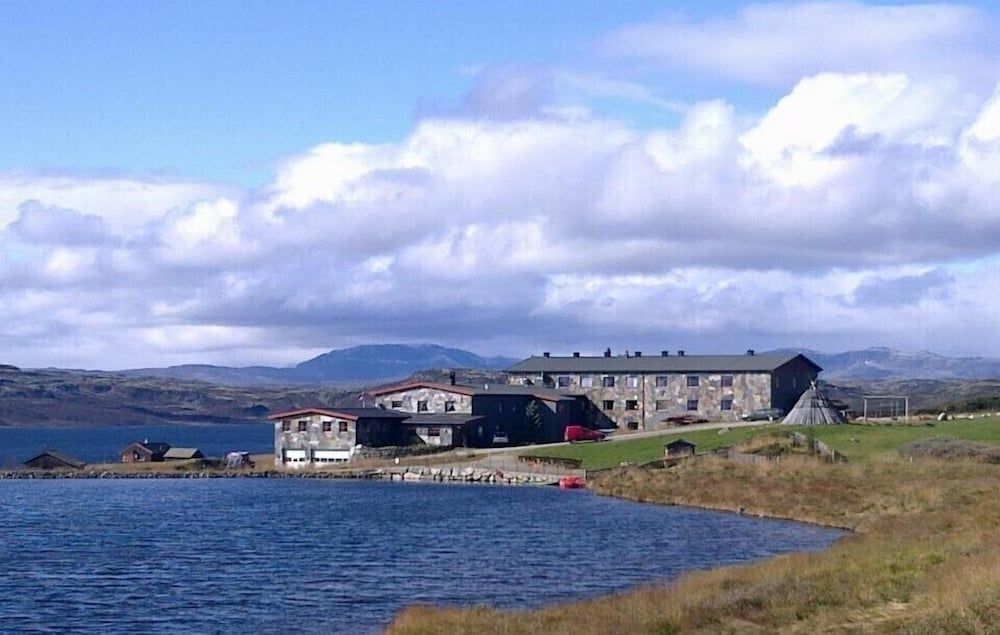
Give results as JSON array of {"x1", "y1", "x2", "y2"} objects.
[
  {"x1": 23, "y1": 450, "x2": 85, "y2": 470},
  {"x1": 120, "y1": 441, "x2": 171, "y2": 463},
  {"x1": 162, "y1": 447, "x2": 204, "y2": 461},
  {"x1": 399, "y1": 413, "x2": 485, "y2": 447},
  {"x1": 664, "y1": 439, "x2": 697, "y2": 459}
]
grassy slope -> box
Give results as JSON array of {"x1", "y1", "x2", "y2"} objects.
[
  {"x1": 524, "y1": 419, "x2": 1000, "y2": 469},
  {"x1": 389, "y1": 419, "x2": 1000, "y2": 634}
]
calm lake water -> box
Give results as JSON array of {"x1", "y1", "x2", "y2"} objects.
[
  {"x1": 0, "y1": 480, "x2": 843, "y2": 634},
  {"x1": 0, "y1": 423, "x2": 272, "y2": 465}
]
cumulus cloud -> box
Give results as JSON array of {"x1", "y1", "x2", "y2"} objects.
[{"x1": 1, "y1": 5, "x2": 999, "y2": 368}]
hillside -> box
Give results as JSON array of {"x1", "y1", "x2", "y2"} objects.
[
  {"x1": 769, "y1": 346, "x2": 1000, "y2": 380},
  {"x1": 118, "y1": 344, "x2": 517, "y2": 387}
]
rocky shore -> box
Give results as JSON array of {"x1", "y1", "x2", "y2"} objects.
[{"x1": 0, "y1": 465, "x2": 561, "y2": 485}]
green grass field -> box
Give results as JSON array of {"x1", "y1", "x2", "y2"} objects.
[{"x1": 522, "y1": 418, "x2": 1000, "y2": 470}]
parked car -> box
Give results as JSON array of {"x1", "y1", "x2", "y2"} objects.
[
  {"x1": 741, "y1": 408, "x2": 785, "y2": 421},
  {"x1": 564, "y1": 425, "x2": 607, "y2": 443}
]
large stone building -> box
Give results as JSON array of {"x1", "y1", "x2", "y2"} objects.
[
  {"x1": 370, "y1": 380, "x2": 586, "y2": 446},
  {"x1": 506, "y1": 350, "x2": 820, "y2": 430}
]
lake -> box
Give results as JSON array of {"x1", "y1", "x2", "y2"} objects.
[
  {"x1": 0, "y1": 479, "x2": 843, "y2": 633},
  {"x1": 0, "y1": 423, "x2": 272, "y2": 466}
]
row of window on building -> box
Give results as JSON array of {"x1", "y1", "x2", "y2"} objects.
[
  {"x1": 389, "y1": 400, "x2": 457, "y2": 412},
  {"x1": 282, "y1": 420, "x2": 350, "y2": 433},
  {"x1": 601, "y1": 398, "x2": 734, "y2": 412},
  {"x1": 555, "y1": 375, "x2": 735, "y2": 388}
]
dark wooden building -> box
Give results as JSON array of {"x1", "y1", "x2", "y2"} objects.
[
  {"x1": 664, "y1": 438, "x2": 697, "y2": 459},
  {"x1": 121, "y1": 441, "x2": 171, "y2": 463},
  {"x1": 24, "y1": 450, "x2": 86, "y2": 470}
]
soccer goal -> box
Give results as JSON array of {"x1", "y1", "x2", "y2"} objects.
[{"x1": 862, "y1": 395, "x2": 910, "y2": 422}]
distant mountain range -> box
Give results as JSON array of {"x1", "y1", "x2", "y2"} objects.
[
  {"x1": 766, "y1": 347, "x2": 1000, "y2": 381},
  {"x1": 117, "y1": 344, "x2": 518, "y2": 387}
]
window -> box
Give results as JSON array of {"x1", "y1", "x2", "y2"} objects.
[
  {"x1": 792, "y1": 377, "x2": 798, "y2": 389},
  {"x1": 686, "y1": 376, "x2": 700, "y2": 387},
  {"x1": 602, "y1": 376, "x2": 615, "y2": 388},
  {"x1": 655, "y1": 400, "x2": 668, "y2": 411},
  {"x1": 721, "y1": 375, "x2": 733, "y2": 387},
  {"x1": 721, "y1": 398, "x2": 733, "y2": 411},
  {"x1": 602, "y1": 400, "x2": 615, "y2": 410},
  {"x1": 581, "y1": 375, "x2": 594, "y2": 388},
  {"x1": 298, "y1": 420, "x2": 308, "y2": 432},
  {"x1": 391, "y1": 400, "x2": 403, "y2": 409},
  {"x1": 444, "y1": 401, "x2": 456, "y2": 412},
  {"x1": 339, "y1": 421, "x2": 348, "y2": 433},
  {"x1": 322, "y1": 421, "x2": 332, "y2": 433},
  {"x1": 282, "y1": 421, "x2": 291, "y2": 432},
  {"x1": 774, "y1": 376, "x2": 781, "y2": 388},
  {"x1": 626, "y1": 420, "x2": 639, "y2": 431},
  {"x1": 625, "y1": 399, "x2": 639, "y2": 411},
  {"x1": 417, "y1": 401, "x2": 429, "y2": 412},
  {"x1": 427, "y1": 427, "x2": 441, "y2": 437},
  {"x1": 626, "y1": 375, "x2": 639, "y2": 388},
  {"x1": 687, "y1": 399, "x2": 699, "y2": 411},
  {"x1": 557, "y1": 376, "x2": 571, "y2": 388},
  {"x1": 655, "y1": 376, "x2": 668, "y2": 387}
]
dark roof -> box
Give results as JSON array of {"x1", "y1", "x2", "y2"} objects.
[
  {"x1": 370, "y1": 381, "x2": 577, "y2": 402},
  {"x1": 23, "y1": 450, "x2": 85, "y2": 469},
  {"x1": 665, "y1": 439, "x2": 697, "y2": 449},
  {"x1": 507, "y1": 353, "x2": 821, "y2": 374},
  {"x1": 400, "y1": 413, "x2": 485, "y2": 426},
  {"x1": 268, "y1": 407, "x2": 411, "y2": 421},
  {"x1": 123, "y1": 441, "x2": 170, "y2": 455}
]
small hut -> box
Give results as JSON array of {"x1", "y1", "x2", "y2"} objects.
[
  {"x1": 163, "y1": 447, "x2": 204, "y2": 461},
  {"x1": 24, "y1": 450, "x2": 86, "y2": 470},
  {"x1": 664, "y1": 438, "x2": 697, "y2": 459},
  {"x1": 783, "y1": 382, "x2": 846, "y2": 426},
  {"x1": 121, "y1": 441, "x2": 170, "y2": 463}
]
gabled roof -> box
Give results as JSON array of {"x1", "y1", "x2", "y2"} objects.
[
  {"x1": 163, "y1": 447, "x2": 203, "y2": 459},
  {"x1": 123, "y1": 441, "x2": 170, "y2": 455},
  {"x1": 23, "y1": 450, "x2": 85, "y2": 469},
  {"x1": 267, "y1": 407, "x2": 411, "y2": 421},
  {"x1": 369, "y1": 381, "x2": 577, "y2": 403},
  {"x1": 507, "y1": 353, "x2": 821, "y2": 374}
]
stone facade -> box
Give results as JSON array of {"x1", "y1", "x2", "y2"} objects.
[
  {"x1": 373, "y1": 387, "x2": 473, "y2": 415},
  {"x1": 270, "y1": 409, "x2": 406, "y2": 469},
  {"x1": 506, "y1": 354, "x2": 820, "y2": 430}
]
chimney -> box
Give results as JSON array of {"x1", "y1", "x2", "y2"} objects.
[
  {"x1": 572, "y1": 352, "x2": 580, "y2": 357},
  {"x1": 449, "y1": 371, "x2": 456, "y2": 385},
  {"x1": 746, "y1": 349, "x2": 755, "y2": 356},
  {"x1": 678, "y1": 350, "x2": 685, "y2": 356},
  {"x1": 604, "y1": 348, "x2": 612, "y2": 358},
  {"x1": 661, "y1": 350, "x2": 669, "y2": 357},
  {"x1": 543, "y1": 352, "x2": 550, "y2": 358},
  {"x1": 634, "y1": 351, "x2": 642, "y2": 357}
]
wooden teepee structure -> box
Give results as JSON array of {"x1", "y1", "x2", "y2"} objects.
[{"x1": 783, "y1": 381, "x2": 846, "y2": 426}]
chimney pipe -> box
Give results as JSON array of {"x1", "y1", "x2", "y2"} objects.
[
  {"x1": 634, "y1": 351, "x2": 642, "y2": 357},
  {"x1": 603, "y1": 348, "x2": 611, "y2": 357},
  {"x1": 678, "y1": 350, "x2": 685, "y2": 356},
  {"x1": 746, "y1": 349, "x2": 755, "y2": 356},
  {"x1": 449, "y1": 371, "x2": 456, "y2": 385},
  {"x1": 661, "y1": 350, "x2": 669, "y2": 357},
  {"x1": 572, "y1": 352, "x2": 580, "y2": 357},
  {"x1": 543, "y1": 351, "x2": 550, "y2": 358}
]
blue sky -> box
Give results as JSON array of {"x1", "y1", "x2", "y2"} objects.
[{"x1": 1, "y1": 1, "x2": 999, "y2": 368}]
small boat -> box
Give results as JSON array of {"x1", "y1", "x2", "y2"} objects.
[{"x1": 559, "y1": 476, "x2": 586, "y2": 490}]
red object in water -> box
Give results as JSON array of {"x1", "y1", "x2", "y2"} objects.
[
  {"x1": 564, "y1": 425, "x2": 606, "y2": 443},
  {"x1": 559, "y1": 476, "x2": 586, "y2": 489}
]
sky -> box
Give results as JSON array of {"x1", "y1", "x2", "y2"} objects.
[{"x1": 2, "y1": 0, "x2": 1000, "y2": 369}]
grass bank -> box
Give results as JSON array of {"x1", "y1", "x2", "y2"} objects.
[{"x1": 388, "y1": 420, "x2": 1000, "y2": 633}]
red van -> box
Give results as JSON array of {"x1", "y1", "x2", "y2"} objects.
[{"x1": 564, "y1": 425, "x2": 606, "y2": 443}]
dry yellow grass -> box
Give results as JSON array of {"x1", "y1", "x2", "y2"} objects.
[{"x1": 388, "y1": 455, "x2": 999, "y2": 634}]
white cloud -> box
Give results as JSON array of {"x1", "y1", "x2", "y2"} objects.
[{"x1": 605, "y1": 2, "x2": 997, "y2": 87}]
